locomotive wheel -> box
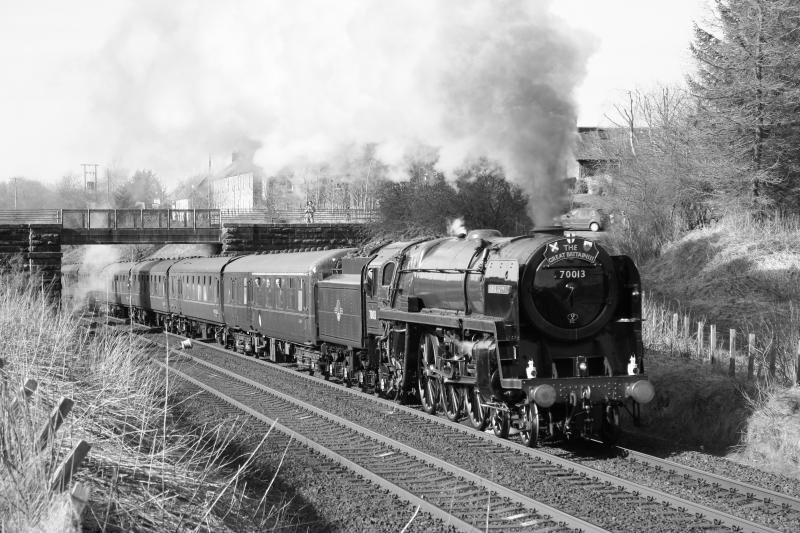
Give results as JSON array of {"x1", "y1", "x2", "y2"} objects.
[
  {"x1": 519, "y1": 402, "x2": 539, "y2": 447},
  {"x1": 465, "y1": 387, "x2": 489, "y2": 431},
  {"x1": 489, "y1": 408, "x2": 510, "y2": 439},
  {"x1": 418, "y1": 334, "x2": 440, "y2": 415},
  {"x1": 441, "y1": 383, "x2": 462, "y2": 422},
  {"x1": 601, "y1": 404, "x2": 621, "y2": 445}
]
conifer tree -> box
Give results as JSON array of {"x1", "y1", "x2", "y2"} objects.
[{"x1": 689, "y1": 0, "x2": 800, "y2": 210}]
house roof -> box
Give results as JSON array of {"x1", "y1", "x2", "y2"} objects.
[{"x1": 574, "y1": 127, "x2": 639, "y2": 161}]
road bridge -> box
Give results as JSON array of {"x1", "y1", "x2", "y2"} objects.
[{"x1": 0, "y1": 209, "x2": 371, "y2": 300}]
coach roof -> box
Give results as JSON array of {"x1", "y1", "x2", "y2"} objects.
[
  {"x1": 224, "y1": 249, "x2": 356, "y2": 276},
  {"x1": 170, "y1": 256, "x2": 237, "y2": 274}
]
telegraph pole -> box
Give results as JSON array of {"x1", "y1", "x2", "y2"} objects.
[{"x1": 11, "y1": 177, "x2": 17, "y2": 209}]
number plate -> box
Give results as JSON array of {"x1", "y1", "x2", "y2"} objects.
[
  {"x1": 488, "y1": 283, "x2": 511, "y2": 294},
  {"x1": 554, "y1": 269, "x2": 586, "y2": 279}
]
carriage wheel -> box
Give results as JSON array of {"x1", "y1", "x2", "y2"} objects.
[
  {"x1": 418, "y1": 333, "x2": 440, "y2": 415},
  {"x1": 464, "y1": 387, "x2": 489, "y2": 430},
  {"x1": 489, "y1": 408, "x2": 510, "y2": 439},
  {"x1": 601, "y1": 404, "x2": 621, "y2": 446},
  {"x1": 519, "y1": 402, "x2": 540, "y2": 447}
]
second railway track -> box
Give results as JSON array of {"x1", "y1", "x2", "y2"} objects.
[{"x1": 94, "y1": 318, "x2": 800, "y2": 532}]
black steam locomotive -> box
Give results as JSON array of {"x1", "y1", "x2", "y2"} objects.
[{"x1": 63, "y1": 229, "x2": 653, "y2": 445}]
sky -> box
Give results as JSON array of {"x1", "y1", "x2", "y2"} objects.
[{"x1": 0, "y1": 0, "x2": 710, "y2": 192}]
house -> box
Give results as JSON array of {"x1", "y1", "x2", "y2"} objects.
[
  {"x1": 572, "y1": 127, "x2": 635, "y2": 195},
  {"x1": 209, "y1": 151, "x2": 267, "y2": 209}
]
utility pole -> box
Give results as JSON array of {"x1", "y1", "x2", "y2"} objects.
[{"x1": 11, "y1": 177, "x2": 17, "y2": 209}]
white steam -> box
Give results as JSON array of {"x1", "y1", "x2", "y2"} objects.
[
  {"x1": 447, "y1": 217, "x2": 468, "y2": 237},
  {"x1": 67, "y1": 245, "x2": 121, "y2": 310},
  {"x1": 91, "y1": 0, "x2": 590, "y2": 223}
]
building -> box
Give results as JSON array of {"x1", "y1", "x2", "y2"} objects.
[
  {"x1": 209, "y1": 152, "x2": 266, "y2": 209},
  {"x1": 572, "y1": 127, "x2": 634, "y2": 195}
]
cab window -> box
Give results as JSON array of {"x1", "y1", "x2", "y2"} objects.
[
  {"x1": 382, "y1": 263, "x2": 395, "y2": 286},
  {"x1": 367, "y1": 268, "x2": 377, "y2": 297}
]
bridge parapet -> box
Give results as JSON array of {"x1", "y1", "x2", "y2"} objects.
[{"x1": 60, "y1": 209, "x2": 221, "y2": 229}]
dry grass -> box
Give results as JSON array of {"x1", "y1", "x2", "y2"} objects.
[
  {"x1": 632, "y1": 211, "x2": 800, "y2": 468},
  {"x1": 730, "y1": 386, "x2": 800, "y2": 477},
  {"x1": 0, "y1": 270, "x2": 290, "y2": 532}
]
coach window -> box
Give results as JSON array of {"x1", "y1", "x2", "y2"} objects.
[
  {"x1": 382, "y1": 262, "x2": 395, "y2": 286},
  {"x1": 243, "y1": 278, "x2": 249, "y2": 305},
  {"x1": 297, "y1": 278, "x2": 304, "y2": 311}
]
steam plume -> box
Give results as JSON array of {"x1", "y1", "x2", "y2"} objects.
[{"x1": 91, "y1": 1, "x2": 589, "y2": 223}]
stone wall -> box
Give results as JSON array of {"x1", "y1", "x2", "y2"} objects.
[
  {"x1": 0, "y1": 224, "x2": 62, "y2": 299},
  {"x1": 221, "y1": 223, "x2": 368, "y2": 255}
]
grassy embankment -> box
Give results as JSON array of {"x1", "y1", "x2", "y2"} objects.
[
  {"x1": 0, "y1": 271, "x2": 288, "y2": 532},
  {"x1": 631, "y1": 213, "x2": 800, "y2": 474}
]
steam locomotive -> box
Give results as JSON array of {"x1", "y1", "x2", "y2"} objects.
[{"x1": 63, "y1": 229, "x2": 654, "y2": 445}]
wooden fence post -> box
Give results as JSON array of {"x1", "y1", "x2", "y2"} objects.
[
  {"x1": 729, "y1": 329, "x2": 736, "y2": 377},
  {"x1": 697, "y1": 322, "x2": 704, "y2": 358},
  {"x1": 671, "y1": 313, "x2": 679, "y2": 354},
  {"x1": 50, "y1": 440, "x2": 92, "y2": 492},
  {"x1": 796, "y1": 339, "x2": 800, "y2": 386},
  {"x1": 10, "y1": 378, "x2": 38, "y2": 412},
  {"x1": 709, "y1": 324, "x2": 717, "y2": 364},
  {"x1": 37, "y1": 397, "x2": 74, "y2": 452},
  {"x1": 747, "y1": 333, "x2": 756, "y2": 380}
]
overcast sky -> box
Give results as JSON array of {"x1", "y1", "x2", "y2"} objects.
[{"x1": 0, "y1": 0, "x2": 710, "y2": 188}]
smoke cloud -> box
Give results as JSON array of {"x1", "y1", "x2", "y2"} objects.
[{"x1": 91, "y1": 0, "x2": 590, "y2": 223}]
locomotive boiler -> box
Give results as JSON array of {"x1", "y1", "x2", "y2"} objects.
[{"x1": 65, "y1": 228, "x2": 653, "y2": 446}]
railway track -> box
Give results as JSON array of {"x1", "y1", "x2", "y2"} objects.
[
  {"x1": 620, "y1": 446, "x2": 800, "y2": 512},
  {"x1": 145, "y1": 336, "x2": 602, "y2": 532},
  {"x1": 545, "y1": 441, "x2": 800, "y2": 528},
  {"x1": 90, "y1": 317, "x2": 798, "y2": 532}
]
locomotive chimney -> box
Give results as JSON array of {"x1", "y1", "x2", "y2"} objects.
[{"x1": 466, "y1": 229, "x2": 501, "y2": 240}]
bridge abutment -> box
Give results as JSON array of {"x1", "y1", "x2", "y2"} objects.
[{"x1": 0, "y1": 224, "x2": 62, "y2": 299}]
